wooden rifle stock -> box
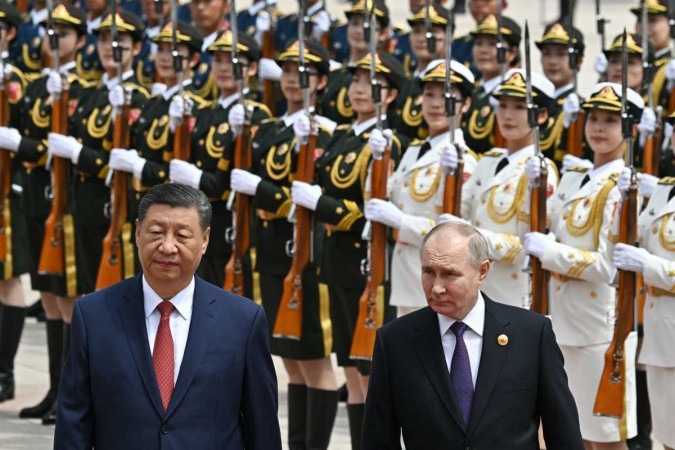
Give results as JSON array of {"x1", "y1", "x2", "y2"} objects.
[
  {"x1": 350, "y1": 146, "x2": 390, "y2": 360},
  {"x1": 593, "y1": 182, "x2": 638, "y2": 418},
  {"x1": 442, "y1": 160, "x2": 463, "y2": 215},
  {"x1": 223, "y1": 122, "x2": 252, "y2": 296},
  {"x1": 529, "y1": 165, "x2": 549, "y2": 315},
  {"x1": 15, "y1": 0, "x2": 27, "y2": 14},
  {"x1": 669, "y1": 86, "x2": 675, "y2": 113},
  {"x1": 273, "y1": 131, "x2": 318, "y2": 339},
  {"x1": 38, "y1": 87, "x2": 70, "y2": 275},
  {"x1": 261, "y1": 28, "x2": 276, "y2": 116},
  {"x1": 566, "y1": 109, "x2": 585, "y2": 158},
  {"x1": 642, "y1": 136, "x2": 657, "y2": 176},
  {"x1": 173, "y1": 109, "x2": 191, "y2": 161},
  {"x1": 494, "y1": 121, "x2": 506, "y2": 148},
  {"x1": 0, "y1": 86, "x2": 11, "y2": 262},
  {"x1": 95, "y1": 103, "x2": 130, "y2": 289}
]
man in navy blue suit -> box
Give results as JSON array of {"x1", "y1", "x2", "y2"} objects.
[{"x1": 54, "y1": 184, "x2": 281, "y2": 450}]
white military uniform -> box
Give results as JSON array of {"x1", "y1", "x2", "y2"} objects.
[
  {"x1": 532, "y1": 159, "x2": 636, "y2": 442},
  {"x1": 461, "y1": 144, "x2": 558, "y2": 308},
  {"x1": 634, "y1": 177, "x2": 675, "y2": 448},
  {"x1": 387, "y1": 130, "x2": 478, "y2": 314}
]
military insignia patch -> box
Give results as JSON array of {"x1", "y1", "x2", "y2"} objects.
[
  {"x1": 277, "y1": 143, "x2": 289, "y2": 156},
  {"x1": 86, "y1": 44, "x2": 95, "y2": 55},
  {"x1": 217, "y1": 122, "x2": 229, "y2": 134},
  {"x1": 480, "y1": 105, "x2": 491, "y2": 118},
  {"x1": 345, "y1": 152, "x2": 357, "y2": 164}
]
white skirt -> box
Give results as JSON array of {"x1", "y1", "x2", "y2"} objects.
[
  {"x1": 646, "y1": 365, "x2": 675, "y2": 448},
  {"x1": 560, "y1": 333, "x2": 638, "y2": 443}
]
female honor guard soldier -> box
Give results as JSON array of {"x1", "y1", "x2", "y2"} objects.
[
  {"x1": 291, "y1": 51, "x2": 406, "y2": 450},
  {"x1": 0, "y1": 3, "x2": 87, "y2": 422},
  {"x1": 633, "y1": 0, "x2": 672, "y2": 69},
  {"x1": 613, "y1": 114, "x2": 675, "y2": 450},
  {"x1": 445, "y1": 68, "x2": 559, "y2": 308},
  {"x1": 365, "y1": 59, "x2": 477, "y2": 318},
  {"x1": 46, "y1": 10, "x2": 149, "y2": 303},
  {"x1": 168, "y1": 30, "x2": 270, "y2": 287},
  {"x1": 522, "y1": 82, "x2": 643, "y2": 450},
  {"x1": 0, "y1": 0, "x2": 30, "y2": 404},
  {"x1": 229, "y1": 39, "x2": 339, "y2": 450}
]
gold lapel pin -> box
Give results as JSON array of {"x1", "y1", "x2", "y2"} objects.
[{"x1": 498, "y1": 334, "x2": 508, "y2": 346}]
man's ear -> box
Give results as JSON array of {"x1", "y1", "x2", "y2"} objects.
[
  {"x1": 477, "y1": 259, "x2": 490, "y2": 284},
  {"x1": 201, "y1": 227, "x2": 211, "y2": 254},
  {"x1": 135, "y1": 219, "x2": 142, "y2": 242}
]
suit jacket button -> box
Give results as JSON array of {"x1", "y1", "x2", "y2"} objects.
[{"x1": 161, "y1": 423, "x2": 169, "y2": 434}]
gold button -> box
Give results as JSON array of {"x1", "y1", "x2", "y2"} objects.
[
  {"x1": 196, "y1": 160, "x2": 202, "y2": 167},
  {"x1": 354, "y1": 242, "x2": 361, "y2": 249},
  {"x1": 95, "y1": 158, "x2": 102, "y2": 165},
  {"x1": 263, "y1": 221, "x2": 268, "y2": 228},
  {"x1": 497, "y1": 334, "x2": 508, "y2": 346},
  {"x1": 158, "y1": 170, "x2": 165, "y2": 178},
  {"x1": 475, "y1": 220, "x2": 481, "y2": 226},
  {"x1": 274, "y1": 193, "x2": 282, "y2": 200},
  {"x1": 590, "y1": 291, "x2": 597, "y2": 298},
  {"x1": 511, "y1": 273, "x2": 518, "y2": 280},
  {"x1": 650, "y1": 302, "x2": 655, "y2": 309},
  {"x1": 199, "y1": 139, "x2": 204, "y2": 145},
  {"x1": 555, "y1": 285, "x2": 561, "y2": 292}
]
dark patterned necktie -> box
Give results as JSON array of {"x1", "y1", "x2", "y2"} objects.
[
  {"x1": 153, "y1": 301, "x2": 175, "y2": 411},
  {"x1": 417, "y1": 141, "x2": 432, "y2": 160},
  {"x1": 450, "y1": 321, "x2": 474, "y2": 427}
]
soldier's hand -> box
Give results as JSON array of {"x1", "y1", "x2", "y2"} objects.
[
  {"x1": 291, "y1": 181, "x2": 322, "y2": 211},
  {"x1": 562, "y1": 93, "x2": 580, "y2": 128},
  {"x1": 0, "y1": 127, "x2": 22, "y2": 152},
  {"x1": 46, "y1": 70, "x2": 63, "y2": 96},
  {"x1": 365, "y1": 199, "x2": 404, "y2": 229},
  {"x1": 561, "y1": 154, "x2": 593, "y2": 173},
  {"x1": 48, "y1": 132, "x2": 83, "y2": 164},
  {"x1": 255, "y1": 10, "x2": 272, "y2": 33},
  {"x1": 638, "y1": 107, "x2": 657, "y2": 148},
  {"x1": 613, "y1": 243, "x2": 650, "y2": 273},
  {"x1": 522, "y1": 232, "x2": 555, "y2": 259},
  {"x1": 230, "y1": 168, "x2": 262, "y2": 196},
  {"x1": 259, "y1": 58, "x2": 282, "y2": 81},
  {"x1": 594, "y1": 53, "x2": 608, "y2": 75},
  {"x1": 169, "y1": 95, "x2": 193, "y2": 132},
  {"x1": 439, "y1": 143, "x2": 459, "y2": 174},
  {"x1": 368, "y1": 128, "x2": 392, "y2": 158},
  {"x1": 108, "y1": 85, "x2": 126, "y2": 109},
  {"x1": 524, "y1": 156, "x2": 543, "y2": 185},
  {"x1": 169, "y1": 159, "x2": 202, "y2": 189},
  {"x1": 109, "y1": 148, "x2": 147, "y2": 178},
  {"x1": 293, "y1": 114, "x2": 312, "y2": 147},
  {"x1": 228, "y1": 104, "x2": 246, "y2": 138},
  {"x1": 618, "y1": 167, "x2": 659, "y2": 198}
]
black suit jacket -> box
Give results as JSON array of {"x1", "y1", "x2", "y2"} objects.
[{"x1": 362, "y1": 294, "x2": 584, "y2": 450}]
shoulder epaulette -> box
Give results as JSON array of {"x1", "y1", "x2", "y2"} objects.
[
  {"x1": 658, "y1": 176, "x2": 675, "y2": 185},
  {"x1": 335, "y1": 124, "x2": 352, "y2": 131},
  {"x1": 123, "y1": 82, "x2": 150, "y2": 98},
  {"x1": 461, "y1": 33, "x2": 472, "y2": 42},
  {"x1": 24, "y1": 72, "x2": 42, "y2": 83},
  {"x1": 392, "y1": 24, "x2": 405, "y2": 33},
  {"x1": 245, "y1": 99, "x2": 272, "y2": 117},
  {"x1": 409, "y1": 139, "x2": 425, "y2": 147},
  {"x1": 465, "y1": 148, "x2": 478, "y2": 160},
  {"x1": 260, "y1": 117, "x2": 278, "y2": 125},
  {"x1": 186, "y1": 91, "x2": 209, "y2": 109},
  {"x1": 483, "y1": 150, "x2": 504, "y2": 157},
  {"x1": 566, "y1": 166, "x2": 591, "y2": 173}
]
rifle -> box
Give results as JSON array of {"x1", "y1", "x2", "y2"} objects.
[
  {"x1": 38, "y1": 0, "x2": 70, "y2": 276},
  {"x1": 350, "y1": 1, "x2": 388, "y2": 360},
  {"x1": 424, "y1": 0, "x2": 436, "y2": 57},
  {"x1": 565, "y1": 5, "x2": 585, "y2": 158},
  {"x1": 274, "y1": 9, "x2": 314, "y2": 339},
  {"x1": 596, "y1": 0, "x2": 607, "y2": 54},
  {"x1": 224, "y1": 0, "x2": 253, "y2": 297},
  {"x1": 594, "y1": 28, "x2": 638, "y2": 421},
  {"x1": 641, "y1": 5, "x2": 660, "y2": 175},
  {"x1": 96, "y1": 3, "x2": 132, "y2": 289},
  {"x1": 524, "y1": 22, "x2": 550, "y2": 315},
  {"x1": 493, "y1": 1, "x2": 507, "y2": 148},
  {"x1": 170, "y1": 0, "x2": 191, "y2": 161},
  {"x1": 261, "y1": 0, "x2": 276, "y2": 116},
  {"x1": 0, "y1": 26, "x2": 12, "y2": 262},
  {"x1": 15, "y1": 0, "x2": 27, "y2": 14},
  {"x1": 442, "y1": 12, "x2": 462, "y2": 215},
  {"x1": 154, "y1": 0, "x2": 166, "y2": 84}
]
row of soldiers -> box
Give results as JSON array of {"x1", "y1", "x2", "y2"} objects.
[{"x1": 0, "y1": 0, "x2": 673, "y2": 450}]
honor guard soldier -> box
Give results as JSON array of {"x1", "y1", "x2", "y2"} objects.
[
  {"x1": 275, "y1": 0, "x2": 334, "y2": 53},
  {"x1": 230, "y1": 39, "x2": 340, "y2": 450},
  {"x1": 535, "y1": 21, "x2": 587, "y2": 168},
  {"x1": 0, "y1": 0, "x2": 30, "y2": 406},
  {"x1": 460, "y1": 14, "x2": 520, "y2": 155},
  {"x1": 76, "y1": 0, "x2": 107, "y2": 82},
  {"x1": 523, "y1": 82, "x2": 643, "y2": 450},
  {"x1": 450, "y1": 69, "x2": 558, "y2": 308},
  {"x1": 0, "y1": 2, "x2": 88, "y2": 424},
  {"x1": 189, "y1": 0, "x2": 230, "y2": 101},
  {"x1": 366, "y1": 59, "x2": 477, "y2": 318},
  {"x1": 236, "y1": 0, "x2": 280, "y2": 44},
  {"x1": 291, "y1": 51, "x2": 406, "y2": 449},
  {"x1": 168, "y1": 30, "x2": 271, "y2": 287},
  {"x1": 9, "y1": 0, "x2": 47, "y2": 76},
  {"x1": 318, "y1": 0, "x2": 391, "y2": 126},
  {"x1": 634, "y1": 0, "x2": 672, "y2": 68},
  {"x1": 46, "y1": 10, "x2": 149, "y2": 295}
]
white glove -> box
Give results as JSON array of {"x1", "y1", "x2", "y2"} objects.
[
  {"x1": 595, "y1": 53, "x2": 608, "y2": 75},
  {"x1": 108, "y1": 85, "x2": 125, "y2": 108},
  {"x1": 562, "y1": 93, "x2": 580, "y2": 128},
  {"x1": 259, "y1": 57, "x2": 282, "y2": 81},
  {"x1": 291, "y1": 181, "x2": 322, "y2": 211},
  {"x1": 48, "y1": 132, "x2": 83, "y2": 164},
  {"x1": 46, "y1": 70, "x2": 63, "y2": 96},
  {"x1": 524, "y1": 156, "x2": 544, "y2": 185},
  {"x1": 663, "y1": 122, "x2": 673, "y2": 153},
  {"x1": 169, "y1": 95, "x2": 193, "y2": 133},
  {"x1": 0, "y1": 127, "x2": 22, "y2": 152},
  {"x1": 613, "y1": 243, "x2": 651, "y2": 273},
  {"x1": 617, "y1": 167, "x2": 659, "y2": 198},
  {"x1": 293, "y1": 114, "x2": 312, "y2": 148},
  {"x1": 638, "y1": 106, "x2": 656, "y2": 140},
  {"x1": 522, "y1": 232, "x2": 555, "y2": 259},
  {"x1": 108, "y1": 148, "x2": 147, "y2": 178},
  {"x1": 255, "y1": 10, "x2": 271, "y2": 33},
  {"x1": 368, "y1": 128, "x2": 393, "y2": 158},
  {"x1": 151, "y1": 82, "x2": 167, "y2": 96},
  {"x1": 666, "y1": 60, "x2": 675, "y2": 89},
  {"x1": 228, "y1": 103, "x2": 246, "y2": 138},
  {"x1": 364, "y1": 199, "x2": 404, "y2": 229},
  {"x1": 439, "y1": 143, "x2": 459, "y2": 174},
  {"x1": 437, "y1": 213, "x2": 469, "y2": 225},
  {"x1": 312, "y1": 10, "x2": 331, "y2": 39},
  {"x1": 230, "y1": 168, "x2": 262, "y2": 196},
  {"x1": 169, "y1": 159, "x2": 202, "y2": 189},
  {"x1": 561, "y1": 154, "x2": 593, "y2": 173}
]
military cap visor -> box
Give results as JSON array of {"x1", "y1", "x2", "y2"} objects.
[
  {"x1": 469, "y1": 14, "x2": 521, "y2": 46},
  {"x1": 535, "y1": 22, "x2": 585, "y2": 55},
  {"x1": 0, "y1": 1, "x2": 22, "y2": 29},
  {"x1": 491, "y1": 69, "x2": 555, "y2": 112},
  {"x1": 603, "y1": 33, "x2": 653, "y2": 59},
  {"x1": 40, "y1": 4, "x2": 88, "y2": 36},
  {"x1": 152, "y1": 22, "x2": 204, "y2": 52},
  {"x1": 95, "y1": 11, "x2": 145, "y2": 42},
  {"x1": 345, "y1": 0, "x2": 389, "y2": 19},
  {"x1": 207, "y1": 30, "x2": 261, "y2": 61},
  {"x1": 419, "y1": 59, "x2": 475, "y2": 98},
  {"x1": 407, "y1": 4, "x2": 449, "y2": 27},
  {"x1": 630, "y1": 0, "x2": 668, "y2": 16},
  {"x1": 581, "y1": 82, "x2": 645, "y2": 120},
  {"x1": 350, "y1": 52, "x2": 406, "y2": 90},
  {"x1": 277, "y1": 40, "x2": 330, "y2": 75}
]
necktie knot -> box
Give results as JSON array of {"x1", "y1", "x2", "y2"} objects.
[
  {"x1": 450, "y1": 321, "x2": 468, "y2": 337},
  {"x1": 157, "y1": 301, "x2": 175, "y2": 318}
]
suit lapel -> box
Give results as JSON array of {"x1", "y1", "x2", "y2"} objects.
[
  {"x1": 412, "y1": 308, "x2": 466, "y2": 431},
  {"x1": 467, "y1": 297, "x2": 510, "y2": 436},
  {"x1": 119, "y1": 276, "x2": 165, "y2": 417},
  {"x1": 166, "y1": 277, "x2": 217, "y2": 417}
]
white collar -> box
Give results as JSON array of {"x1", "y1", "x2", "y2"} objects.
[
  {"x1": 31, "y1": 8, "x2": 49, "y2": 26},
  {"x1": 656, "y1": 47, "x2": 670, "y2": 58},
  {"x1": 146, "y1": 25, "x2": 161, "y2": 39},
  {"x1": 307, "y1": 1, "x2": 324, "y2": 17},
  {"x1": 41, "y1": 60, "x2": 77, "y2": 76},
  {"x1": 87, "y1": 15, "x2": 103, "y2": 34},
  {"x1": 427, "y1": 129, "x2": 466, "y2": 150},
  {"x1": 218, "y1": 90, "x2": 249, "y2": 109},
  {"x1": 163, "y1": 79, "x2": 193, "y2": 101},
  {"x1": 554, "y1": 83, "x2": 574, "y2": 99},
  {"x1": 202, "y1": 31, "x2": 219, "y2": 52},
  {"x1": 437, "y1": 292, "x2": 486, "y2": 339},
  {"x1": 282, "y1": 109, "x2": 304, "y2": 127},
  {"x1": 481, "y1": 75, "x2": 502, "y2": 94},
  {"x1": 248, "y1": 0, "x2": 276, "y2": 15},
  {"x1": 353, "y1": 115, "x2": 387, "y2": 136},
  {"x1": 587, "y1": 158, "x2": 625, "y2": 181},
  {"x1": 102, "y1": 70, "x2": 135, "y2": 90},
  {"x1": 142, "y1": 275, "x2": 195, "y2": 321},
  {"x1": 506, "y1": 144, "x2": 535, "y2": 164}
]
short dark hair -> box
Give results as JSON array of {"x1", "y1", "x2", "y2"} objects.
[
  {"x1": 138, "y1": 184, "x2": 212, "y2": 231},
  {"x1": 420, "y1": 221, "x2": 489, "y2": 269}
]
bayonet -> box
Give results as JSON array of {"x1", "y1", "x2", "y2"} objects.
[
  {"x1": 445, "y1": 10, "x2": 455, "y2": 149},
  {"x1": 496, "y1": 0, "x2": 505, "y2": 81},
  {"x1": 596, "y1": 0, "x2": 608, "y2": 52},
  {"x1": 424, "y1": 0, "x2": 436, "y2": 57}
]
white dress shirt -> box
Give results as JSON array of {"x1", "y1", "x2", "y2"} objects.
[
  {"x1": 437, "y1": 293, "x2": 486, "y2": 388},
  {"x1": 144, "y1": 276, "x2": 195, "y2": 384}
]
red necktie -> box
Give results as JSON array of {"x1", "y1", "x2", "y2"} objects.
[{"x1": 153, "y1": 301, "x2": 175, "y2": 411}]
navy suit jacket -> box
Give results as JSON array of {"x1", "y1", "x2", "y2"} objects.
[
  {"x1": 362, "y1": 294, "x2": 584, "y2": 450},
  {"x1": 54, "y1": 275, "x2": 281, "y2": 450}
]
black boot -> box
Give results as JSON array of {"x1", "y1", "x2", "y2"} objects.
[
  {"x1": 43, "y1": 322, "x2": 70, "y2": 425},
  {"x1": 347, "y1": 403, "x2": 365, "y2": 450},
  {"x1": 306, "y1": 388, "x2": 338, "y2": 450},
  {"x1": 20, "y1": 319, "x2": 63, "y2": 418},
  {"x1": 337, "y1": 383, "x2": 348, "y2": 403},
  {"x1": 288, "y1": 384, "x2": 307, "y2": 450},
  {"x1": 628, "y1": 369, "x2": 652, "y2": 450},
  {"x1": 0, "y1": 305, "x2": 27, "y2": 402}
]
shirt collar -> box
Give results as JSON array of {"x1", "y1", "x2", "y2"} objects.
[
  {"x1": 146, "y1": 25, "x2": 161, "y2": 39},
  {"x1": 437, "y1": 292, "x2": 486, "y2": 339},
  {"x1": 554, "y1": 83, "x2": 574, "y2": 99},
  {"x1": 202, "y1": 31, "x2": 219, "y2": 52},
  {"x1": 87, "y1": 16, "x2": 103, "y2": 34},
  {"x1": 428, "y1": 129, "x2": 466, "y2": 150},
  {"x1": 41, "y1": 60, "x2": 77, "y2": 76},
  {"x1": 353, "y1": 115, "x2": 387, "y2": 136},
  {"x1": 163, "y1": 79, "x2": 193, "y2": 101},
  {"x1": 282, "y1": 109, "x2": 304, "y2": 127},
  {"x1": 587, "y1": 158, "x2": 625, "y2": 181},
  {"x1": 31, "y1": 8, "x2": 49, "y2": 26},
  {"x1": 143, "y1": 275, "x2": 195, "y2": 321},
  {"x1": 218, "y1": 90, "x2": 249, "y2": 109},
  {"x1": 307, "y1": 1, "x2": 324, "y2": 16},
  {"x1": 102, "y1": 70, "x2": 135, "y2": 90},
  {"x1": 656, "y1": 47, "x2": 670, "y2": 58},
  {"x1": 481, "y1": 75, "x2": 502, "y2": 94},
  {"x1": 506, "y1": 144, "x2": 535, "y2": 164}
]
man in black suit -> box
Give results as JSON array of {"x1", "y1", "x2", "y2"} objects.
[{"x1": 362, "y1": 221, "x2": 584, "y2": 449}]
